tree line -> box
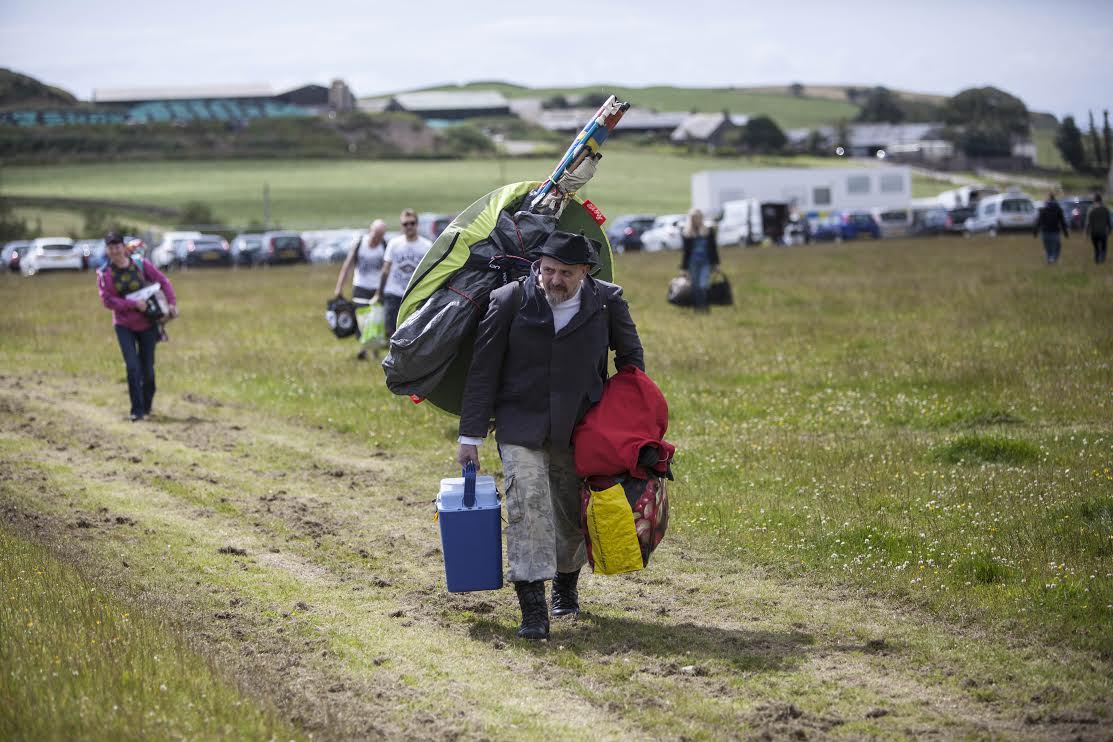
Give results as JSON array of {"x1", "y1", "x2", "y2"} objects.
[{"x1": 1055, "y1": 111, "x2": 1112, "y2": 175}]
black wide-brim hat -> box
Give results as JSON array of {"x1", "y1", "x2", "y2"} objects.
[{"x1": 536, "y1": 230, "x2": 601, "y2": 268}]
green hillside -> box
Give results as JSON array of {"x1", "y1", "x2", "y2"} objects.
[
  {"x1": 417, "y1": 82, "x2": 860, "y2": 129},
  {"x1": 0, "y1": 68, "x2": 78, "y2": 108}
]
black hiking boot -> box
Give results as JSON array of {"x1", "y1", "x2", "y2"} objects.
[
  {"x1": 551, "y1": 568, "x2": 581, "y2": 618},
  {"x1": 514, "y1": 580, "x2": 549, "y2": 640}
]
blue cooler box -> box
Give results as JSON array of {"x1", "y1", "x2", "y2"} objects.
[{"x1": 437, "y1": 464, "x2": 503, "y2": 592}]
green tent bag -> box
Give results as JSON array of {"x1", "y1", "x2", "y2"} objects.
[{"x1": 356, "y1": 304, "x2": 385, "y2": 346}]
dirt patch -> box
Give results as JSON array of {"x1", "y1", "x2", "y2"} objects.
[{"x1": 745, "y1": 702, "x2": 844, "y2": 741}]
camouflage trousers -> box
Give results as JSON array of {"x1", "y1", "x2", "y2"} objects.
[{"x1": 498, "y1": 443, "x2": 586, "y2": 583}]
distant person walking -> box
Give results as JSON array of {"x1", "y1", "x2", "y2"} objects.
[
  {"x1": 680, "y1": 208, "x2": 720, "y2": 312},
  {"x1": 1082, "y1": 193, "x2": 1110, "y2": 265},
  {"x1": 1034, "y1": 192, "x2": 1069, "y2": 264},
  {"x1": 97, "y1": 231, "x2": 177, "y2": 422},
  {"x1": 335, "y1": 219, "x2": 388, "y2": 360},
  {"x1": 377, "y1": 208, "x2": 432, "y2": 338}
]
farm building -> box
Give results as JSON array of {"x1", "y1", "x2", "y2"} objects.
[
  {"x1": 385, "y1": 91, "x2": 511, "y2": 123},
  {"x1": 670, "y1": 112, "x2": 750, "y2": 147},
  {"x1": 529, "y1": 107, "x2": 687, "y2": 137},
  {"x1": 691, "y1": 166, "x2": 912, "y2": 214},
  {"x1": 91, "y1": 84, "x2": 315, "y2": 123},
  {"x1": 0, "y1": 80, "x2": 353, "y2": 127}
]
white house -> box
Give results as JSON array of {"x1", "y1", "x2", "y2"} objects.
[{"x1": 691, "y1": 166, "x2": 912, "y2": 215}]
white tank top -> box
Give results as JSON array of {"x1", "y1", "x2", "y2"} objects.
[{"x1": 353, "y1": 236, "x2": 385, "y2": 291}]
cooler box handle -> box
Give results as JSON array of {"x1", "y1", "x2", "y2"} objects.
[{"x1": 463, "y1": 462, "x2": 476, "y2": 509}]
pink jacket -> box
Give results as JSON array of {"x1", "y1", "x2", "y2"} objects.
[{"x1": 97, "y1": 258, "x2": 177, "y2": 332}]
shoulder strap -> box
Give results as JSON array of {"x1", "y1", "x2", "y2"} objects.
[{"x1": 134, "y1": 255, "x2": 149, "y2": 280}]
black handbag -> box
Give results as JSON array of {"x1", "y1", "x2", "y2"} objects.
[
  {"x1": 709, "y1": 270, "x2": 733, "y2": 306},
  {"x1": 142, "y1": 294, "x2": 167, "y2": 320}
]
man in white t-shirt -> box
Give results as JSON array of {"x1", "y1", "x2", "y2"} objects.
[{"x1": 377, "y1": 208, "x2": 432, "y2": 338}]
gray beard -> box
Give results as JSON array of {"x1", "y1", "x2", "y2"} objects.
[{"x1": 542, "y1": 283, "x2": 577, "y2": 307}]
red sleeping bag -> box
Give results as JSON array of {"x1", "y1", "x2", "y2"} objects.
[{"x1": 572, "y1": 366, "x2": 675, "y2": 479}]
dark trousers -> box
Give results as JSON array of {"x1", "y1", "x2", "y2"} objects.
[
  {"x1": 1092, "y1": 234, "x2": 1108, "y2": 264},
  {"x1": 114, "y1": 324, "x2": 159, "y2": 417},
  {"x1": 1040, "y1": 233, "x2": 1062, "y2": 263},
  {"x1": 383, "y1": 294, "x2": 403, "y2": 339}
]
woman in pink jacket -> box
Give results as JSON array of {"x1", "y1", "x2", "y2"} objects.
[{"x1": 97, "y1": 232, "x2": 178, "y2": 421}]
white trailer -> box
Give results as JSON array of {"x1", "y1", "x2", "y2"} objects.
[{"x1": 691, "y1": 166, "x2": 912, "y2": 216}]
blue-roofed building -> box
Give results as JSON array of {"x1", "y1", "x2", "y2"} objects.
[{"x1": 0, "y1": 80, "x2": 345, "y2": 127}]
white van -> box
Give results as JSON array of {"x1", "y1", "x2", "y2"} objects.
[
  {"x1": 963, "y1": 192, "x2": 1037, "y2": 236},
  {"x1": 151, "y1": 231, "x2": 203, "y2": 269},
  {"x1": 716, "y1": 199, "x2": 763, "y2": 246}
]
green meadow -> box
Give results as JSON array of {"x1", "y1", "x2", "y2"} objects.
[
  {"x1": 3, "y1": 150, "x2": 914, "y2": 230},
  {"x1": 1, "y1": 229, "x2": 1111, "y2": 737},
  {"x1": 2, "y1": 235, "x2": 1110, "y2": 651}
]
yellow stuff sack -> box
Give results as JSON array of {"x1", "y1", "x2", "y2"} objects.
[{"x1": 581, "y1": 482, "x2": 643, "y2": 575}]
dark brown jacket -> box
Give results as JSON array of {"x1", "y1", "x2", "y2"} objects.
[{"x1": 459, "y1": 268, "x2": 644, "y2": 450}]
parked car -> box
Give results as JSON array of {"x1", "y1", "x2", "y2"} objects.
[
  {"x1": 808, "y1": 211, "x2": 881, "y2": 242},
  {"x1": 259, "y1": 230, "x2": 308, "y2": 265},
  {"x1": 2, "y1": 240, "x2": 31, "y2": 272},
  {"x1": 963, "y1": 193, "x2": 1037, "y2": 236},
  {"x1": 871, "y1": 207, "x2": 912, "y2": 238},
  {"x1": 943, "y1": 206, "x2": 975, "y2": 235},
  {"x1": 20, "y1": 237, "x2": 82, "y2": 275},
  {"x1": 909, "y1": 207, "x2": 950, "y2": 237},
  {"x1": 309, "y1": 230, "x2": 360, "y2": 264},
  {"x1": 151, "y1": 231, "x2": 203, "y2": 269},
  {"x1": 174, "y1": 234, "x2": 232, "y2": 267},
  {"x1": 230, "y1": 233, "x2": 265, "y2": 266},
  {"x1": 417, "y1": 213, "x2": 455, "y2": 242},
  {"x1": 75, "y1": 239, "x2": 106, "y2": 270},
  {"x1": 606, "y1": 214, "x2": 657, "y2": 253},
  {"x1": 1058, "y1": 196, "x2": 1092, "y2": 231},
  {"x1": 640, "y1": 214, "x2": 686, "y2": 252}
]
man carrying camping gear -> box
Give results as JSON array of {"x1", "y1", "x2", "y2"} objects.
[
  {"x1": 455, "y1": 230, "x2": 644, "y2": 640},
  {"x1": 377, "y1": 208, "x2": 432, "y2": 338}
]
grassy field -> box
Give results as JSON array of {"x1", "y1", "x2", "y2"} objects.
[
  {"x1": 8, "y1": 206, "x2": 87, "y2": 237},
  {"x1": 0, "y1": 529, "x2": 300, "y2": 739},
  {"x1": 1, "y1": 232, "x2": 1111, "y2": 737},
  {"x1": 4, "y1": 151, "x2": 951, "y2": 232},
  {"x1": 1032, "y1": 127, "x2": 1068, "y2": 171}
]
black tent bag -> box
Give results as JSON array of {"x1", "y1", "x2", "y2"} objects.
[{"x1": 326, "y1": 296, "x2": 357, "y2": 339}]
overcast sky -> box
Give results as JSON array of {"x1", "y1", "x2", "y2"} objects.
[{"x1": 2, "y1": 0, "x2": 1110, "y2": 121}]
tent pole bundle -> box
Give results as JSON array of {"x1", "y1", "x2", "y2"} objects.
[{"x1": 381, "y1": 95, "x2": 630, "y2": 416}]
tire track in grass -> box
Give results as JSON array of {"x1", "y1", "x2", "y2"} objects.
[
  {"x1": 3, "y1": 377, "x2": 1111, "y2": 740},
  {"x1": 0, "y1": 386, "x2": 639, "y2": 740}
]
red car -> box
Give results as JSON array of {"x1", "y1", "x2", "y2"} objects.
[{"x1": 2, "y1": 241, "x2": 30, "y2": 272}]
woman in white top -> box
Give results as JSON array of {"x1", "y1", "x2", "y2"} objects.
[{"x1": 335, "y1": 219, "x2": 387, "y2": 360}]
